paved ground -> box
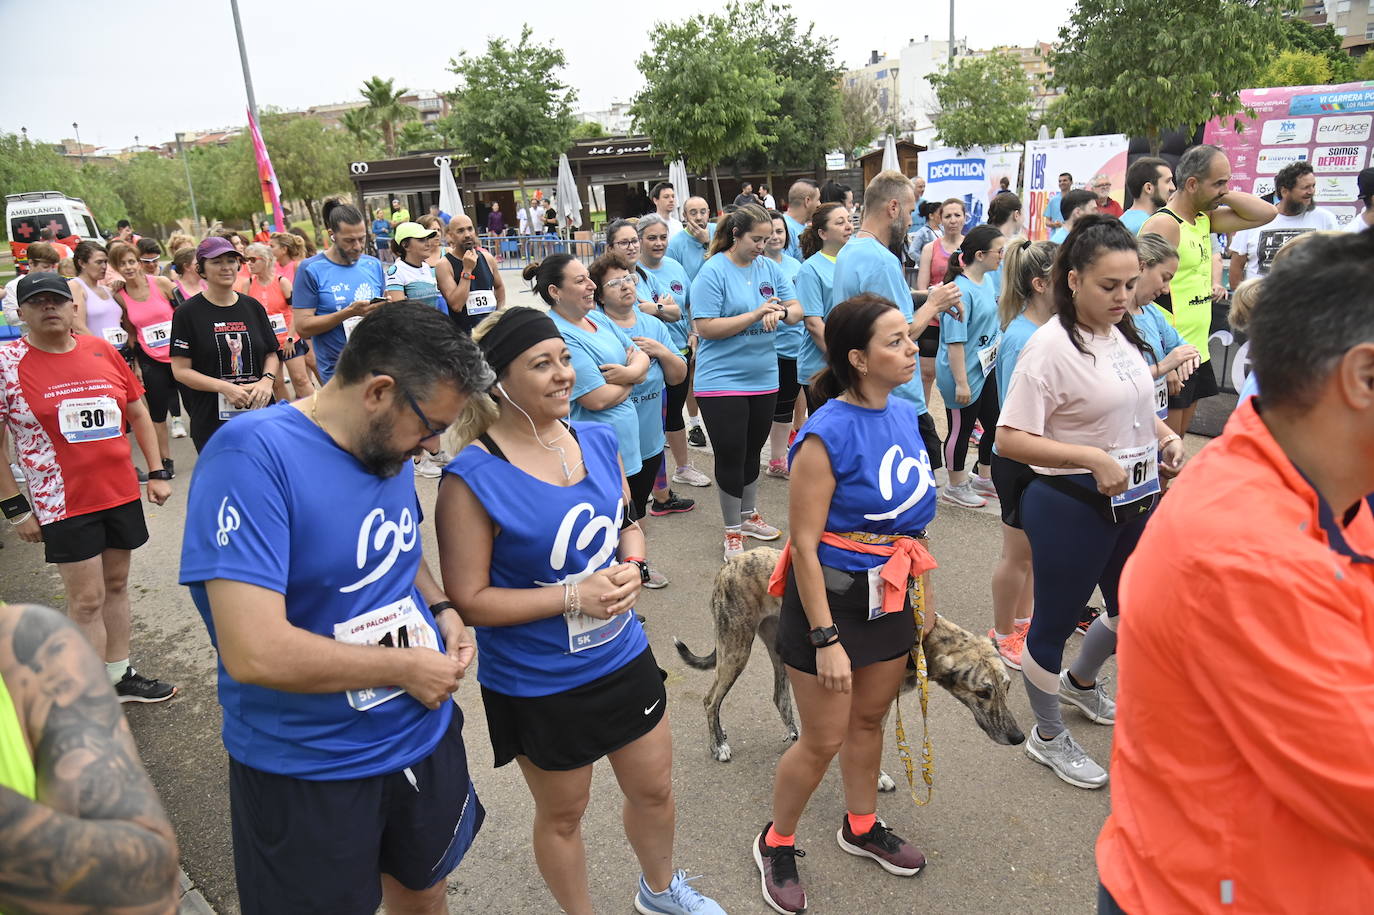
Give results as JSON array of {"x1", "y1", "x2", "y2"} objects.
[{"x1": 0, "y1": 273, "x2": 1213, "y2": 914}]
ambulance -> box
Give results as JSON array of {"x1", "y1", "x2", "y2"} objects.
[{"x1": 6, "y1": 191, "x2": 103, "y2": 273}]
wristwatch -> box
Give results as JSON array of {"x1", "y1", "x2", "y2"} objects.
[
  {"x1": 807, "y1": 624, "x2": 840, "y2": 647},
  {"x1": 147, "y1": 469, "x2": 173, "y2": 481},
  {"x1": 626, "y1": 558, "x2": 651, "y2": 583}
]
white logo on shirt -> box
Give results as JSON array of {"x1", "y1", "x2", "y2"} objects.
[
  {"x1": 215, "y1": 497, "x2": 241, "y2": 547},
  {"x1": 534, "y1": 500, "x2": 625, "y2": 585},
  {"x1": 340, "y1": 507, "x2": 417, "y2": 593},
  {"x1": 863, "y1": 445, "x2": 935, "y2": 521}
]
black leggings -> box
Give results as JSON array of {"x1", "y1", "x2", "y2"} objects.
[
  {"x1": 943, "y1": 369, "x2": 1000, "y2": 474},
  {"x1": 774, "y1": 357, "x2": 801, "y2": 423},
  {"x1": 696, "y1": 393, "x2": 775, "y2": 499},
  {"x1": 663, "y1": 374, "x2": 689, "y2": 433},
  {"x1": 136, "y1": 351, "x2": 176, "y2": 424},
  {"x1": 627, "y1": 453, "x2": 662, "y2": 521}
]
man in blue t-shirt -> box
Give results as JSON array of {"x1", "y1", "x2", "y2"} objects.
[
  {"x1": 832, "y1": 170, "x2": 961, "y2": 469},
  {"x1": 782, "y1": 178, "x2": 818, "y2": 260},
  {"x1": 667, "y1": 196, "x2": 714, "y2": 281},
  {"x1": 1043, "y1": 172, "x2": 1073, "y2": 233},
  {"x1": 292, "y1": 202, "x2": 387, "y2": 383},
  {"x1": 180, "y1": 302, "x2": 493, "y2": 914}
]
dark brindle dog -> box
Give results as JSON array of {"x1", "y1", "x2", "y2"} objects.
[{"x1": 674, "y1": 547, "x2": 1024, "y2": 781}]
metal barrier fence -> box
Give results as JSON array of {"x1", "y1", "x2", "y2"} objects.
[{"x1": 482, "y1": 234, "x2": 605, "y2": 268}]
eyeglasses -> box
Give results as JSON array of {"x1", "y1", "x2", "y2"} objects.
[
  {"x1": 605, "y1": 275, "x2": 639, "y2": 289},
  {"x1": 612, "y1": 238, "x2": 641, "y2": 249},
  {"x1": 401, "y1": 388, "x2": 446, "y2": 444}
]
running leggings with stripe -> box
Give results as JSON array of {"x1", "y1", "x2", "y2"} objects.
[
  {"x1": 696, "y1": 392, "x2": 775, "y2": 526},
  {"x1": 944, "y1": 369, "x2": 999, "y2": 473},
  {"x1": 136, "y1": 351, "x2": 177, "y2": 424},
  {"x1": 774, "y1": 357, "x2": 801, "y2": 423},
  {"x1": 1019, "y1": 473, "x2": 1151, "y2": 735}
]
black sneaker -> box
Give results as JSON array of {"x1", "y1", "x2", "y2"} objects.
[
  {"x1": 837, "y1": 817, "x2": 925, "y2": 876},
  {"x1": 753, "y1": 825, "x2": 806, "y2": 914},
  {"x1": 161, "y1": 458, "x2": 175, "y2": 480},
  {"x1": 688, "y1": 425, "x2": 707, "y2": 448},
  {"x1": 649, "y1": 490, "x2": 695, "y2": 516},
  {"x1": 1076, "y1": 605, "x2": 1101, "y2": 636},
  {"x1": 115, "y1": 668, "x2": 177, "y2": 704}
]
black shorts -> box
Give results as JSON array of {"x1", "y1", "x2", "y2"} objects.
[
  {"x1": 229, "y1": 709, "x2": 484, "y2": 915},
  {"x1": 1167, "y1": 359, "x2": 1219, "y2": 409},
  {"x1": 41, "y1": 499, "x2": 148, "y2": 564},
  {"x1": 917, "y1": 410, "x2": 944, "y2": 471},
  {"x1": 481, "y1": 646, "x2": 667, "y2": 771},
  {"x1": 917, "y1": 323, "x2": 940, "y2": 359},
  {"x1": 991, "y1": 452, "x2": 1036, "y2": 529},
  {"x1": 777, "y1": 566, "x2": 916, "y2": 675}
]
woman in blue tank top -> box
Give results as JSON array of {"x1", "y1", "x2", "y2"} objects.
[
  {"x1": 435, "y1": 304, "x2": 726, "y2": 915},
  {"x1": 753, "y1": 294, "x2": 938, "y2": 914}
]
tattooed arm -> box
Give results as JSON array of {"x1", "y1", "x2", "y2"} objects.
[{"x1": 0, "y1": 603, "x2": 179, "y2": 914}]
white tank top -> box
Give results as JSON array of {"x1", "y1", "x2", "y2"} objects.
[{"x1": 73, "y1": 276, "x2": 123, "y2": 341}]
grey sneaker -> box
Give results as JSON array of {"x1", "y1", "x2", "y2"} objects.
[
  {"x1": 671, "y1": 464, "x2": 712, "y2": 487},
  {"x1": 1059, "y1": 669, "x2": 1116, "y2": 724},
  {"x1": 1025, "y1": 727, "x2": 1108, "y2": 789},
  {"x1": 940, "y1": 481, "x2": 987, "y2": 508}
]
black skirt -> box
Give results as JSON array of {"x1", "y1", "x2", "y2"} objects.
[
  {"x1": 480, "y1": 646, "x2": 667, "y2": 771},
  {"x1": 776, "y1": 565, "x2": 916, "y2": 675}
]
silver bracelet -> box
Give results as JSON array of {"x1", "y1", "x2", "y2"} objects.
[{"x1": 7, "y1": 511, "x2": 32, "y2": 526}]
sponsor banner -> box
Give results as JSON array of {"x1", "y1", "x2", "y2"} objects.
[
  {"x1": 1019, "y1": 134, "x2": 1129, "y2": 241},
  {"x1": 921, "y1": 147, "x2": 991, "y2": 230},
  {"x1": 1205, "y1": 81, "x2": 1372, "y2": 230}
]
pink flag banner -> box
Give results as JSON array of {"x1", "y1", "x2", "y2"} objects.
[{"x1": 247, "y1": 108, "x2": 285, "y2": 232}]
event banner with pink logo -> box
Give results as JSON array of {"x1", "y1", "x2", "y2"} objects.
[
  {"x1": 1204, "y1": 81, "x2": 1374, "y2": 229},
  {"x1": 1018, "y1": 135, "x2": 1129, "y2": 241}
]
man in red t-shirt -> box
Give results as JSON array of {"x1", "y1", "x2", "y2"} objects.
[{"x1": 0, "y1": 272, "x2": 177, "y2": 703}]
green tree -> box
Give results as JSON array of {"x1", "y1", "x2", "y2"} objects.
[
  {"x1": 446, "y1": 26, "x2": 577, "y2": 222},
  {"x1": 1358, "y1": 53, "x2": 1374, "y2": 82},
  {"x1": 359, "y1": 76, "x2": 409, "y2": 157},
  {"x1": 261, "y1": 113, "x2": 366, "y2": 231},
  {"x1": 745, "y1": 1, "x2": 843, "y2": 172},
  {"x1": 928, "y1": 51, "x2": 1035, "y2": 149},
  {"x1": 1275, "y1": 16, "x2": 1356, "y2": 82},
  {"x1": 113, "y1": 153, "x2": 188, "y2": 238},
  {"x1": 396, "y1": 121, "x2": 435, "y2": 153},
  {"x1": 1049, "y1": 0, "x2": 1296, "y2": 154},
  {"x1": 834, "y1": 82, "x2": 886, "y2": 159},
  {"x1": 1038, "y1": 91, "x2": 1110, "y2": 138},
  {"x1": 631, "y1": 9, "x2": 781, "y2": 209},
  {"x1": 1260, "y1": 48, "x2": 1333, "y2": 87},
  {"x1": 187, "y1": 140, "x2": 258, "y2": 226},
  {"x1": 571, "y1": 120, "x2": 609, "y2": 140},
  {"x1": 340, "y1": 107, "x2": 381, "y2": 152}
]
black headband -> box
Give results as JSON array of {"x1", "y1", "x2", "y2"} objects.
[{"x1": 478, "y1": 307, "x2": 563, "y2": 380}]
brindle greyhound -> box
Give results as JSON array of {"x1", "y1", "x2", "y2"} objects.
[{"x1": 674, "y1": 547, "x2": 1025, "y2": 783}]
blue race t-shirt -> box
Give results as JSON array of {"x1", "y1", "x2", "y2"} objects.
[
  {"x1": 666, "y1": 230, "x2": 708, "y2": 281},
  {"x1": 789, "y1": 397, "x2": 938, "y2": 573},
  {"x1": 770, "y1": 254, "x2": 805, "y2": 359},
  {"x1": 795, "y1": 251, "x2": 836, "y2": 386},
  {"x1": 1050, "y1": 226, "x2": 1069, "y2": 245},
  {"x1": 550, "y1": 308, "x2": 645, "y2": 468},
  {"x1": 179, "y1": 404, "x2": 450, "y2": 780},
  {"x1": 832, "y1": 236, "x2": 927, "y2": 414},
  {"x1": 690, "y1": 254, "x2": 796, "y2": 396},
  {"x1": 1120, "y1": 209, "x2": 1149, "y2": 236},
  {"x1": 996, "y1": 313, "x2": 1042, "y2": 407},
  {"x1": 936, "y1": 273, "x2": 1001, "y2": 406},
  {"x1": 639, "y1": 256, "x2": 693, "y2": 352},
  {"x1": 612, "y1": 309, "x2": 682, "y2": 462},
  {"x1": 782, "y1": 212, "x2": 806, "y2": 262},
  {"x1": 448, "y1": 422, "x2": 648, "y2": 697},
  {"x1": 293, "y1": 252, "x2": 385, "y2": 382},
  {"x1": 1133, "y1": 302, "x2": 1184, "y2": 366}
]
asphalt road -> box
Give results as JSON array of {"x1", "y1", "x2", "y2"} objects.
[{"x1": 2, "y1": 276, "x2": 1210, "y2": 914}]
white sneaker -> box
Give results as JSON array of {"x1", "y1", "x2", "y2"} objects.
[
  {"x1": 941, "y1": 481, "x2": 987, "y2": 509},
  {"x1": 723, "y1": 530, "x2": 745, "y2": 561},
  {"x1": 1058, "y1": 669, "x2": 1116, "y2": 725},
  {"x1": 740, "y1": 512, "x2": 781, "y2": 540},
  {"x1": 671, "y1": 464, "x2": 712, "y2": 487},
  {"x1": 970, "y1": 473, "x2": 998, "y2": 499},
  {"x1": 171, "y1": 417, "x2": 187, "y2": 439},
  {"x1": 413, "y1": 455, "x2": 442, "y2": 479},
  {"x1": 1025, "y1": 727, "x2": 1108, "y2": 789}
]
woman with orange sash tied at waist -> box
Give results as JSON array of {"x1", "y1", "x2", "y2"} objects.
[
  {"x1": 237, "y1": 243, "x2": 312, "y2": 401},
  {"x1": 752, "y1": 293, "x2": 940, "y2": 915}
]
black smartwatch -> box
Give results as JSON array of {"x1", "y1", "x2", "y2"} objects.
[
  {"x1": 626, "y1": 558, "x2": 651, "y2": 583},
  {"x1": 807, "y1": 624, "x2": 840, "y2": 647},
  {"x1": 147, "y1": 469, "x2": 173, "y2": 481},
  {"x1": 429, "y1": 600, "x2": 457, "y2": 616}
]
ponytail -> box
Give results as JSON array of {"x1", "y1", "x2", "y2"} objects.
[
  {"x1": 942, "y1": 224, "x2": 1003, "y2": 285},
  {"x1": 706, "y1": 204, "x2": 771, "y2": 259},
  {"x1": 799, "y1": 202, "x2": 845, "y2": 260},
  {"x1": 997, "y1": 237, "x2": 1057, "y2": 329},
  {"x1": 522, "y1": 253, "x2": 576, "y2": 306}
]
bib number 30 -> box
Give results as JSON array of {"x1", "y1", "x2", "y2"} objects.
[{"x1": 58, "y1": 396, "x2": 122, "y2": 443}]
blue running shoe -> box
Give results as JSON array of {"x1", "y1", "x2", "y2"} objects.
[{"x1": 634, "y1": 870, "x2": 727, "y2": 914}]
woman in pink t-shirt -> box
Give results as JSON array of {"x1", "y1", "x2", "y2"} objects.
[{"x1": 996, "y1": 215, "x2": 1187, "y2": 792}]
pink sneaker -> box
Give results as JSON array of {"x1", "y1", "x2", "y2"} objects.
[
  {"x1": 765, "y1": 459, "x2": 790, "y2": 480},
  {"x1": 989, "y1": 626, "x2": 1027, "y2": 670}
]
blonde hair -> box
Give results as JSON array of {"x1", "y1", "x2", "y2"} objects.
[
  {"x1": 446, "y1": 308, "x2": 516, "y2": 451},
  {"x1": 58, "y1": 257, "x2": 76, "y2": 277},
  {"x1": 1228, "y1": 278, "x2": 1263, "y2": 332},
  {"x1": 997, "y1": 238, "x2": 1056, "y2": 329},
  {"x1": 1135, "y1": 233, "x2": 1177, "y2": 268},
  {"x1": 167, "y1": 232, "x2": 196, "y2": 255}
]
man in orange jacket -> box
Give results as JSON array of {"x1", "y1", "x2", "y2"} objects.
[{"x1": 1097, "y1": 227, "x2": 1374, "y2": 913}]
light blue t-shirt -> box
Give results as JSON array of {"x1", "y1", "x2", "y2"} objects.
[
  {"x1": 615, "y1": 310, "x2": 682, "y2": 462},
  {"x1": 384, "y1": 258, "x2": 442, "y2": 313},
  {"x1": 1120, "y1": 208, "x2": 1149, "y2": 236},
  {"x1": 666, "y1": 229, "x2": 709, "y2": 281},
  {"x1": 832, "y1": 236, "x2": 926, "y2": 414},
  {"x1": 936, "y1": 273, "x2": 1001, "y2": 406},
  {"x1": 550, "y1": 309, "x2": 645, "y2": 469},
  {"x1": 179, "y1": 404, "x2": 451, "y2": 780},
  {"x1": 293, "y1": 252, "x2": 386, "y2": 382},
  {"x1": 1044, "y1": 192, "x2": 1063, "y2": 226},
  {"x1": 770, "y1": 254, "x2": 805, "y2": 359},
  {"x1": 638, "y1": 256, "x2": 692, "y2": 352},
  {"x1": 996, "y1": 313, "x2": 1042, "y2": 407},
  {"x1": 782, "y1": 213, "x2": 806, "y2": 261},
  {"x1": 795, "y1": 252, "x2": 837, "y2": 386},
  {"x1": 690, "y1": 254, "x2": 797, "y2": 395},
  {"x1": 1133, "y1": 302, "x2": 1184, "y2": 366},
  {"x1": 1049, "y1": 226, "x2": 1069, "y2": 245}
]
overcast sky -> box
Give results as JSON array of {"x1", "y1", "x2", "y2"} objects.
[{"x1": 3, "y1": 0, "x2": 1072, "y2": 151}]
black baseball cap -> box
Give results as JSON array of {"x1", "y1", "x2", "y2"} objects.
[{"x1": 15, "y1": 272, "x2": 72, "y2": 305}]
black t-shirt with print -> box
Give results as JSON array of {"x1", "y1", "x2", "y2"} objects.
[{"x1": 169, "y1": 292, "x2": 279, "y2": 451}]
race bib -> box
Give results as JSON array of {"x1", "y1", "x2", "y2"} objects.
[
  {"x1": 102, "y1": 326, "x2": 128, "y2": 347},
  {"x1": 1153, "y1": 375, "x2": 1169, "y2": 419},
  {"x1": 977, "y1": 342, "x2": 998, "y2": 378},
  {"x1": 343, "y1": 315, "x2": 363, "y2": 339},
  {"x1": 566, "y1": 608, "x2": 631, "y2": 654},
  {"x1": 1109, "y1": 443, "x2": 1160, "y2": 520},
  {"x1": 268, "y1": 312, "x2": 287, "y2": 335},
  {"x1": 217, "y1": 388, "x2": 258, "y2": 421},
  {"x1": 467, "y1": 289, "x2": 496, "y2": 316},
  {"x1": 58, "y1": 396, "x2": 121, "y2": 443},
  {"x1": 140, "y1": 320, "x2": 172, "y2": 350},
  {"x1": 864, "y1": 567, "x2": 922, "y2": 621},
  {"x1": 333, "y1": 597, "x2": 440, "y2": 711}
]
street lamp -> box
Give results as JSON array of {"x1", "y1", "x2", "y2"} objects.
[
  {"x1": 176, "y1": 132, "x2": 201, "y2": 234},
  {"x1": 72, "y1": 121, "x2": 85, "y2": 166}
]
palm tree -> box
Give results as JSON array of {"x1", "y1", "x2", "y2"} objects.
[
  {"x1": 340, "y1": 107, "x2": 378, "y2": 146},
  {"x1": 359, "y1": 76, "x2": 410, "y2": 157}
]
